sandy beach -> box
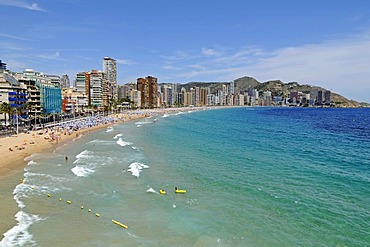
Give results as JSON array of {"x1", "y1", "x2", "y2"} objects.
[
  {"x1": 0, "y1": 107, "x2": 214, "y2": 239},
  {"x1": 0, "y1": 110, "x2": 153, "y2": 237}
]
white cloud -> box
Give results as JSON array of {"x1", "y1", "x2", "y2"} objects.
[
  {"x1": 162, "y1": 65, "x2": 179, "y2": 70},
  {"x1": 0, "y1": 32, "x2": 32, "y2": 41},
  {"x1": 32, "y1": 52, "x2": 61, "y2": 60},
  {"x1": 237, "y1": 36, "x2": 370, "y2": 102},
  {"x1": 0, "y1": 0, "x2": 46, "y2": 12},
  {"x1": 160, "y1": 50, "x2": 190, "y2": 61},
  {"x1": 161, "y1": 33, "x2": 370, "y2": 102},
  {"x1": 116, "y1": 59, "x2": 137, "y2": 65},
  {"x1": 201, "y1": 48, "x2": 221, "y2": 56}
]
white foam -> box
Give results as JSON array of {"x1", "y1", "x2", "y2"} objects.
[
  {"x1": 116, "y1": 138, "x2": 132, "y2": 147},
  {"x1": 113, "y1": 133, "x2": 123, "y2": 139},
  {"x1": 106, "y1": 127, "x2": 114, "y2": 132},
  {"x1": 13, "y1": 184, "x2": 28, "y2": 209},
  {"x1": 23, "y1": 160, "x2": 37, "y2": 172},
  {"x1": 72, "y1": 150, "x2": 113, "y2": 177},
  {"x1": 24, "y1": 154, "x2": 41, "y2": 162},
  {"x1": 162, "y1": 114, "x2": 170, "y2": 118},
  {"x1": 127, "y1": 162, "x2": 149, "y2": 177},
  {"x1": 75, "y1": 150, "x2": 93, "y2": 160},
  {"x1": 0, "y1": 211, "x2": 42, "y2": 247},
  {"x1": 135, "y1": 121, "x2": 152, "y2": 125},
  {"x1": 146, "y1": 188, "x2": 159, "y2": 194},
  {"x1": 87, "y1": 139, "x2": 113, "y2": 145},
  {"x1": 71, "y1": 166, "x2": 94, "y2": 177}
]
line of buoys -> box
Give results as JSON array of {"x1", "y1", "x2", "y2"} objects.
[
  {"x1": 112, "y1": 219, "x2": 128, "y2": 229},
  {"x1": 44, "y1": 193, "x2": 129, "y2": 229}
]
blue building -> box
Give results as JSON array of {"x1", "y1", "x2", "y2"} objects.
[{"x1": 37, "y1": 81, "x2": 62, "y2": 114}]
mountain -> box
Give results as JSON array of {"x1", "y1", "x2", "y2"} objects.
[
  {"x1": 164, "y1": 76, "x2": 369, "y2": 107},
  {"x1": 248, "y1": 79, "x2": 369, "y2": 107}
]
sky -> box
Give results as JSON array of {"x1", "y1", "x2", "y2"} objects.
[{"x1": 1, "y1": 0, "x2": 370, "y2": 102}]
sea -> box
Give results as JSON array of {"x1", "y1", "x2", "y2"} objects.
[{"x1": 1, "y1": 107, "x2": 369, "y2": 247}]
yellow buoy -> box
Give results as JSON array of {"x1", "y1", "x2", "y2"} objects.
[
  {"x1": 20, "y1": 179, "x2": 24, "y2": 183},
  {"x1": 80, "y1": 206, "x2": 84, "y2": 209},
  {"x1": 112, "y1": 219, "x2": 128, "y2": 229},
  {"x1": 95, "y1": 213, "x2": 100, "y2": 217},
  {"x1": 47, "y1": 194, "x2": 51, "y2": 197},
  {"x1": 67, "y1": 200, "x2": 72, "y2": 204},
  {"x1": 174, "y1": 187, "x2": 186, "y2": 194},
  {"x1": 59, "y1": 198, "x2": 62, "y2": 201},
  {"x1": 88, "y1": 209, "x2": 91, "y2": 212}
]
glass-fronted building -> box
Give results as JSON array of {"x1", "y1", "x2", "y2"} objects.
[{"x1": 37, "y1": 81, "x2": 62, "y2": 114}]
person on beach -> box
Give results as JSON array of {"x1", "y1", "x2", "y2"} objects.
[{"x1": 65, "y1": 156, "x2": 68, "y2": 162}]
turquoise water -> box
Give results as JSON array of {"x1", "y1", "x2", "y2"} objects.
[{"x1": 1, "y1": 107, "x2": 370, "y2": 246}]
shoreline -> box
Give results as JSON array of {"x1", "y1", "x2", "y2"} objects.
[
  {"x1": 0, "y1": 106, "x2": 224, "y2": 239},
  {"x1": 0, "y1": 110, "x2": 151, "y2": 238}
]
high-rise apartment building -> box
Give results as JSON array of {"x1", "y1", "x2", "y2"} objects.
[
  {"x1": 46, "y1": 74, "x2": 61, "y2": 88},
  {"x1": 60, "y1": 74, "x2": 70, "y2": 88},
  {"x1": 200, "y1": 87, "x2": 208, "y2": 106},
  {"x1": 317, "y1": 91, "x2": 323, "y2": 105},
  {"x1": 14, "y1": 69, "x2": 61, "y2": 115},
  {"x1": 90, "y1": 70, "x2": 107, "y2": 107},
  {"x1": 118, "y1": 82, "x2": 136, "y2": 100},
  {"x1": 75, "y1": 72, "x2": 89, "y2": 94},
  {"x1": 0, "y1": 72, "x2": 28, "y2": 125},
  {"x1": 102, "y1": 57, "x2": 117, "y2": 101},
  {"x1": 137, "y1": 76, "x2": 158, "y2": 108},
  {"x1": 325, "y1": 90, "x2": 331, "y2": 105}
]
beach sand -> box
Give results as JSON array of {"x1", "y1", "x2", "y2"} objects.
[{"x1": 0, "y1": 111, "x2": 151, "y2": 237}]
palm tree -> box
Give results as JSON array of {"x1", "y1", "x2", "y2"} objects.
[{"x1": 0, "y1": 102, "x2": 13, "y2": 126}]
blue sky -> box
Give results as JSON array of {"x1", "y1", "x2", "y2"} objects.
[{"x1": 1, "y1": 0, "x2": 370, "y2": 102}]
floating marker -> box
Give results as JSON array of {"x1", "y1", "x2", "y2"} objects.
[
  {"x1": 67, "y1": 200, "x2": 72, "y2": 204},
  {"x1": 81, "y1": 206, "x2": 84, "y2": 209},
  {"x1": 88, "y1": 209, "x2": 91, "y2": 212},
  {"x1": 47, "y1": 194, "x2": 51, "y2": 197},
  {"x1": 95, "y1": 213, "x2": 100, "y2": 217},
  {"x1": 112, "y1": 219, "x2": 128, "y2": 229},
  {"x1": 20, "y1": 179, "x2": 24, "y2": 183},
  {"x1": 59, "y1": 198, "x2": 62, "y2": 201}
]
